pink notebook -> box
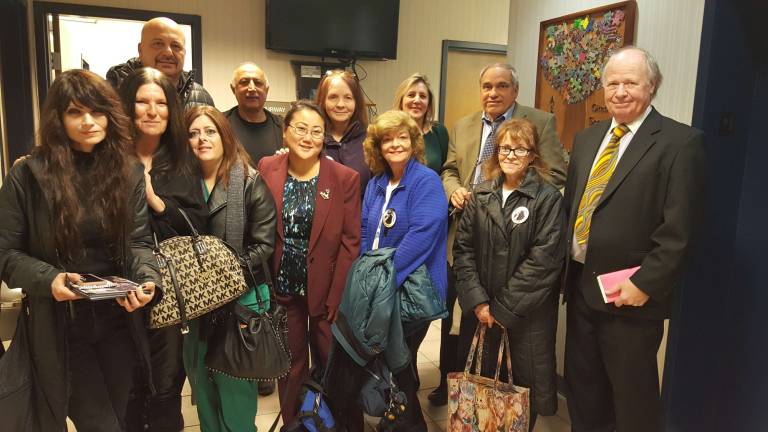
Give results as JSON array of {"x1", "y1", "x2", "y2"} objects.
[{"x1": 596, "y1": 266, "x2": 640, "y2": 303}]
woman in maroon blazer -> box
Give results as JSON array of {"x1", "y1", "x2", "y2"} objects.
[{"x1": 258, "y1": 100, "x2": 361, "y2": 426}]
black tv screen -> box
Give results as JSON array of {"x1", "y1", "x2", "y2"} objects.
[{"x1": 266, "y1": 0, "x2": 399, "y2": 60}]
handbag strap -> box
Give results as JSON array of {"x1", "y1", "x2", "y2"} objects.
[
  {"x1": 225, "y1": 159, "x2": 246, "y2": 255},
  {"x1": 464, "y1": 323, "x2": 488, "y2": 377},
  {"x1": 267, "y1": 411, "x2": 281, "y2": 432},
  {"x1": 176, "y1": 208, "x2": 208, "y2": 269},
  {"x1": 492, "y1": 324, "x2": 514, "y2": 387},
  {"x1": 241, "y1": 252, "x2": 277, "y2": 312},
  {"x1": 176, "y1": 208, "x2": 201, "y2": 237}
]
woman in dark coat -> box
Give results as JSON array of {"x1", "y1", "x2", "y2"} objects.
[
  {"x1": 0, "y1": 69, "x2": 160, "y2": 431},
  {"x1": 453, "y1": 118, "x2": 565, "y2": 430},
  {"x1": 119, "y1": 67, "x2": 207, "y2": 432},
  {"x1": 183, "y1": 105, "x2": 276, "y2": 431}
]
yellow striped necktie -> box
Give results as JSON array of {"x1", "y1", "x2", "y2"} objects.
[{"x1": 574, "y1": 124, "x2": 630, "y2": 245}]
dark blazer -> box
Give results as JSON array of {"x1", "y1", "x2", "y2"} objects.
[
  {"x1": 563, "y1": 108, "x2": 706, "y2": 320},
  {"x1": 258, "y1": 154, "x2": 361, "y2": 317}
]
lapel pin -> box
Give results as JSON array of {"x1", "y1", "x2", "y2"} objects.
[
  {"x1": 511, "y1": 206, "x2": 530, "y2": 224},
  {"x1": 383, "y1": 208, "x2": 397, "y2": 228},
  {"x1": 320, "y1": 189, "x2": 330, "y2": 200}
]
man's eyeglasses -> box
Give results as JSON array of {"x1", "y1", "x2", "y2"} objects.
[
  {"x1": 289, "y1": 124, "x2": 324, "y2": 140},
  {"x1": 498, "y1": 146, "x2": 531, "y2": 158},
  {"x1": 188, "y1": 129, "x2": 218, "y2": 140}
]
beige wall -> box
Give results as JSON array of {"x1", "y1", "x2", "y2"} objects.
[
  {"x1": 36, "y1": 0, "x2": 509, "y2": 114},
  {"x1": 507, "y1": 0, "x2": 705, "y2": 125}
]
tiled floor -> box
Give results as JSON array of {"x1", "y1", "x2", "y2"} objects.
[
  {"x1": 53, "y1": 320, "x2": 571, "y2": 431},
  {"x1": 175, "y1": 320, "x2": 572, "y2": 432}
]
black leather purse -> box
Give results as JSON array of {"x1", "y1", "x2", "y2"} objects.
[{"x1": 205, "y1": 255, "x2": 291, "y2": 381}]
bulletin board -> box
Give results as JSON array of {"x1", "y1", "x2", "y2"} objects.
[{"x1": 535, "y1": 1, "x2": 636, "y2": 152}]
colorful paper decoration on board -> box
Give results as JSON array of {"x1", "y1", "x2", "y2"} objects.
[{"x1": 540, "y1": 9, "x2": 626, "y2": 104}]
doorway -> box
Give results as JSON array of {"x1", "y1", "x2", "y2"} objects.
[
  {"x1": 438, "y1": 40, "x2": 507, "y2": 132},
  {"x1": 33, "y1": 2, "x2": 203, "y2": 107}
]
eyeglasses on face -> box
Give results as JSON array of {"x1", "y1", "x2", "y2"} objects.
[
  {"x1": 498, "y1": 146, "x2": 531, "y2": 158},
  {"x1": 188, "y1": 128, "x2": 218, "y2": 140},
  {"x1": 288, "y1": 123, "x2": 324, "y2": 140}
]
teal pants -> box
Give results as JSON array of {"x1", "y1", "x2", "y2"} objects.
[{"x1": 182, "y1": 286, "x2": 270, "y2": 432}]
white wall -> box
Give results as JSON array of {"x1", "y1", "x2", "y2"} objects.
[
  {"x1": 36, "y1": 0, "x2": 509, "y2": 113},
  {"x1": 58, "y1": 17, "x2": 192, "y2": 78},
  {"x1": 507, "y1": 0, "x2": 706, "y2": 125}
]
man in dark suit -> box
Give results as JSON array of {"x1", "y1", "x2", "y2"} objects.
[
  {"x1": 432, "y1": 63, "x2": 566, "y2": 405},
  {"x1": 563, "y1": 46, "x2": 706, "y2": 432}
]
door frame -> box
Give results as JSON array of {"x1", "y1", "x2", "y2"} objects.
[
  {"x1": 33, "y1": 2, "x2": 203, "y2": 107},
  {"x1": 438, "y1": 40, "x2": 507, "y2": 123}
]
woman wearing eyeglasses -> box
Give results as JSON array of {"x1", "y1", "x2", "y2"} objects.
[
  {"x1": 183, "y1": 105, "x2": 276, "y2": 432},
  {"x1": 258, "y1": 100, "x2": 361, "y2": 427},
  {"x1": 452, "y1": 119, "x2": 565, "y2": 430}
]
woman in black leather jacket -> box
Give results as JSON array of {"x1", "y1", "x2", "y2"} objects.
[
  {"x1": 183, "y1": 105, "x2": 276, "y2": 431},
  {"x1": 453, "y1": 119, "x2": 565, "y2": 431},
  {"x1": 118, "y1": 67, "x2": 207, "y2": 432},
  {"x1": 0, "y1": 69, "x2": 160, "y2": 431}
]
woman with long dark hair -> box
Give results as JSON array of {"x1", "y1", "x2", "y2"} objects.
[
  {"x1": 118, "y1": 67, "x2": 207, "y2": 432},
  {"x1": 184, "y1": 106, "x2": 276, "y2": 431},
  {"x1": 0, "y1": 69, "x2": 160, "y2": 430}
]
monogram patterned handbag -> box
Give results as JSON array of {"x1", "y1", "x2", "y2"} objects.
[
  {"x1": 149, "y1": 209, "x2": 248, "y2": 331},
  {"x1": 447, "y1": 324, "x2": 530, "y2": 432}
]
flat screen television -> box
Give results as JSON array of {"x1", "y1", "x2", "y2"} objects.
[{"x1": 266, "y1": 0, "x2": 400, "y2": 60}]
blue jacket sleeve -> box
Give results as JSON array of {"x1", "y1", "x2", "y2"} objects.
[
  {"x1": 392, "y1": 172, "x2": 448, "y2": 288},
  {"x1": 360, "y1": 178, "x2": 377, "y2": 255}
]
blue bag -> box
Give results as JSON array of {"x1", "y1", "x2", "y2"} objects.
[{"x1": 269, "y1": 371, "x2": 336, "y2": 432}]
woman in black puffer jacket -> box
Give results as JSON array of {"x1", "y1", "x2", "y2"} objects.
[{"x1": 453, "y1": 118, "x2": 565, "y2": 431}]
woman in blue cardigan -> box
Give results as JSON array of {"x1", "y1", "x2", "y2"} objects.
[{"x1": 359, "y1": 109, "x2": 448, "y2": 431}]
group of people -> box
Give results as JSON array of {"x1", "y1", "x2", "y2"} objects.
[{"x1": 0, "y1": 15, "x2": 705, "y2": 432}]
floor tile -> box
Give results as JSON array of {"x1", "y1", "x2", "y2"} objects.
[
  {"x1": 416, "y1": 350, "x2": 435, "y2": 364},
  {"x1": 181, "y1": 395, "x2": 200, "y2": 427},
  {"x1": 427, "y1": 418, "x2": 445, "y2": 431},
  {"x1": 533, "y1": 414, "x2": 571, "y2": 432},
  {"x1": 419, "y1": 387, "x2": 449, "y2": 422},
  {"x1": 417, "y1": 361, "x2": 441, "y2": 390},
  {"x1": 424, "y1": 322, "x2": 442, "y2": 343},
  {"x1": 555, "y1": 393, "x2": 570, "y2": 422},
  {"x1": 258, "y1": 388, "x2": 282, "y2": 415},
  {"x1": 255, "y1": 411, "x2": 282, "y2": 431},
  {"x1": 418, "y1": 339, "x2": 441, "y2": 363}
]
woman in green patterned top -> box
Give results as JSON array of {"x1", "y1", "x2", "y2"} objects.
[
  {"x1": 393, "y1": 73, "x2": 449, "y2": 174},
  {"x1": 258, "y1": 100, "x2": 361, "y2": 426}
]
